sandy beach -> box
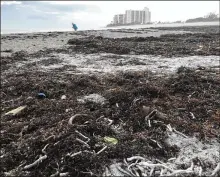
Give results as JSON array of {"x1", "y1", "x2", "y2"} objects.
[{"x1": 1, "y1": 25, "x2": 220, "y2": 176}]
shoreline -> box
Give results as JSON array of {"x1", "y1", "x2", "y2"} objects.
[{"x1": 1, "y1": 21, "x2": 219, "y2": 35}]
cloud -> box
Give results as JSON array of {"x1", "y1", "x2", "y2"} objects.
[
  {"x1": 1, "y1": 1, "x2": 22, "y2": 5},
  {"x1": 28, "y1": 15, "x2": 47, "y2": 20}
]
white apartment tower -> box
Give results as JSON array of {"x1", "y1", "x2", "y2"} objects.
[
  {"x1": 125, "y1": 10, "x2": 132, "y2": 24},
  {"x1": 144, "y1": 7, "x2": 151, "y2": 23},
  {"x1": 113, "y1": 14, "x2": 126, "y2": 24},
  {"x1": 112, "y1": 7, "x2": 151, "y2": 25}
]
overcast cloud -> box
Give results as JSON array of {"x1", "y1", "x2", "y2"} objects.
[{"x1": 1, "y1": 1, "x2": 219, "y2": 33}]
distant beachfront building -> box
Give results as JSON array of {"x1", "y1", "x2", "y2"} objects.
[
  {"x1": 113, "y1": 14, "x2": 126, "y2": 24},
  {"x1": 113, "y1": 7, "x2": 151, "y2": 25}
]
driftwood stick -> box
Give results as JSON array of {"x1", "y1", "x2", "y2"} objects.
[
  {"x1": 23, "y1": 155, "x2": 47, "y2": 170},
  {"x1": 96, "y1": 146, "x2": 107, "y2": 155}
]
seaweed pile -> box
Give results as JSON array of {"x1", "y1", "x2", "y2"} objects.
[{"x1": 1, "y1": 25, "x2": 220, "y2": 177}]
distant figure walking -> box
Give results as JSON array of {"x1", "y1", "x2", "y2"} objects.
[{"x1": 72, "y1": 23, "x2": 78, "y2": 31}]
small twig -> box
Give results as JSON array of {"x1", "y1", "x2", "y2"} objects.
[
  {"x1": 54, "y1": 141, "x2": 60, "y2": 146},
  {"x1": 23, "y1": 155, "x2": 47, "y2": 170},
  {"x1": 42, "y1": 144, "x2": 49, "y2": 154},
  {"x1": 188, "y1": 161, "x2": 194, "y2": 171},
  {"x1": 138, "y1": 162, "x2": 173, "y2": 172},
  {"x1": 50, "y1": 171, "x2": 59, "y2": 177},
  {"x1": 188, "y1": 91, "x2": 196, "y2": 99},
  {"x1": 60, "y1": 172, "x2": 69, "y2": 177},
  {"x1": 68, "y1": 114, "x2": 89, "y2": 125},
  {"x1": 104, "y1": 118, "x2": 114, "y2": 125},
  {"x1": 75, "y1": 130, "x2": 90, "y2": 142},
  {"x1": 116, "y1": 164, "x2": 133, "y2": 176},
  {"x1": 173, "y1": 128, "x2": 188, "y2": 138},
  {"x1": 127, "y1": 156, "x2": 146, "y2": 162},
  {"x1": 81, "y1": 171, "x2": 94, "y2": 176},
  {"x1": 189, "y1": 112, "x2": 196, "y2": 119},
  {"x1": 83, "y1": 150, "x2": 95, "y2": 155},
  {"x1": 167, "y1": 124, "x2": 188, "y2": 138},
  {"x1": 155, "y1": 159, "x2": 166, "y2": 165},
  {"x1": 150, "y1": 167, "x2": 155, "y2": 176},
  {"x1": 96, "y1": 146, "x2": 107, "y2": 155},
  {"x1": 211, "y1": 163, "x2": 220, "y2": 176},
  {"x1": 70, "y1": 151, "x2": 82, "y2": 157},
  {"x1": 166, "y1": 124, "x2": 173, "y2": 132},
  {"x1": 148, "y1": 119, "x2": 151, "y2": 127},
  {"x1": 150, "y1": 139, "x2": 162, "y2": 149},
  {"x1": 76, "y1": 138, "x2": 90, "y2": 148},
  {"x1": 168, "y1": 169, "x2": 194, "y2": 176},
  {"x1": 128, "y1": 160, "x2": 138, "y2": 171},
  {"x1": 44, "y1": 135, "x2": 55, "y2": 141},
  {"x1": 145, "y1": 110, "x2": 157, "y2": 120},
  {"x1": 160, "y1": 169, "x2": 164, "y2": 176},
  {"x1": 167, "y1": 157, "x2": 176, "y2": 162},
  {"x1": 123, "y1": 158, "x2": 129, "y2": 166}
]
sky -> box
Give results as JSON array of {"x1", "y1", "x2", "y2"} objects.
[{"x1": 1, "y1": 1, "x2": 219, "y2": 33}]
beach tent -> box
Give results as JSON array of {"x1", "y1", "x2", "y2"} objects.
[{"x1": 72, "y1": 23, "x2": 78, "y2": 31}]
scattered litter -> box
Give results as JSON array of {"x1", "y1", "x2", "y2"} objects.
[
  {"x1": 5, "y1": 105, "x2": 27, "y2": 116},
  {"x1": 61, "y1": 95, "x2": 67, "y2": 100},
  {"x1": 104, "y1": 136, "x2": 118, "y2": 145},
  {"x1": 37, "y1": 92, "x2": 46, "y2": 99}
]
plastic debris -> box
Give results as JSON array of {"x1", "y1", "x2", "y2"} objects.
[
  {"x1": 5, "y1": 105, "x2": 27, "y2": 116},
  {"x1": 38, "y1": 93, "x2": 46, "y2": 99},
  {"x1": 104, "y1": 136, "x2": 118, "y2": 145},
  {"x1": 61, "y1": 95, "x2": 67, "y2": 100}
]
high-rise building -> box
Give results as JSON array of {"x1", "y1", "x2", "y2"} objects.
[
  {"x1": 113, "y1": 15, "x2": 118, "y2": 24},
  {"x1": 112, "y1": 7, "x2": 151, "y2": 25},
  {"x1": 144, "y1": 7, "x2": 151, "y2": 23},
  {"x1": 113, "y1": 14, "x2": 126, "y2": 24},
  {"x1": 125, "y1": 10, "x2": 132, "y2": 24}
]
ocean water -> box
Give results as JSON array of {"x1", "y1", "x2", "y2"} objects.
[
  {"x1": 103, "y1": 21, "x2": 220, "y2": 30},
  {"x1": 1, "y1": 21, "x2": 219, "y2": 34}
]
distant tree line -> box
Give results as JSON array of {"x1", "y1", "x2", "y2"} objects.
[{"x1": 186, "y1": 12, "x2": 219, "y2": 23}]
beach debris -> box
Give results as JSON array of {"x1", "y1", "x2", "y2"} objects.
[
  {"x1": 96, "y1": 146, "x2": 108, "y2": 155},
  {"x1": 37, "y1": 92, "x2": 46, "y2": 99},
  {"x1": 142, "y1": 106, "x2": 167, "y2": 121},
  {"x1": 75, "y1": 130, "x2": 90, "y2": 142},
  {"x1": 77, "y1": 94, "x2": 106, "y2": 105},
  {"x1": 23, "y1": 155, "x2": 47, "y2": 170},
  {"x1": 76, "y1": 138, "x2": 90, "y2": 148},
  {"x1": 104, "y1": 136, "x2": 118, "y2": 145},
  {"x1": 61, "y1": 95, "x2": 67, "y2": 100},
  {"x1": 68, "y1": 114, "x2": 90, "y2": 125},
  {"x1": 5, "y1": 105, "x2": 27, "y2": 116},
  {"x1": 96, "y1": 116, "x2": 114, "y2": 126},
  {"x1": 190, "y1": 112, "x2": 196, "y2": 119}
]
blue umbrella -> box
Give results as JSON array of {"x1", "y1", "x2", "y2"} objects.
[{"x1": 72, "y1": 23, "x2": 78, "y2": 31}]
